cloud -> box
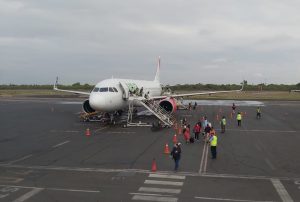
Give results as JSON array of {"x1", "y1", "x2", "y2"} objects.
[{"x1": 0, "y1": 0, "x2": 300, "y2": 84}]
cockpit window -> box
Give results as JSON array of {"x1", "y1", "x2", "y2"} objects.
[
  {"x1": 113, "y1": 87, "x2": 118, "y2": 92},
  {"x1": 109, "y1": 87, "x2": 114, "y2": 92},
  {"x1": 93, "y1": 87, "x2": 99, "y2": 92},
  {"x1": 99, "y1": 87, "x2": 108, "y2": 92}
]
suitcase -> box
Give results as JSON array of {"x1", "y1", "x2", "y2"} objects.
[{"x1": 189, "y1": 137, "x2": 195, "y2": 143}]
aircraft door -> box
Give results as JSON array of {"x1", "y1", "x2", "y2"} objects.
[{"x1": 119, "y1": 82, "x2": 129, "y2": 100}]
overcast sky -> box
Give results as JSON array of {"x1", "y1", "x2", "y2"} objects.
[{"x1": 0, "y1": 0, "x2": 299, "y2": 85}]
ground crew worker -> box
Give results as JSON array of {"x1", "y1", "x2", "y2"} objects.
[
  {"x1": 193, "y1": 102, "x2": 197, "y2": 110},
  {"x1": 232, "y1": 103, "x2": 236, "y2": 114},
  {"x1": 170, "y1": 142, "x2": 182, "y2": 171},
  {"x1": 256, "y1": 107, "x2": 261, "y2": 119},
  {"x1": 237, "y1": 112, "x2": 242, "y2": 126},
  {"x1": 209, "y1": 133, "x2": 218, "y2": 159},
  {"x1": 220, "y1": 116, "x2": 226, "y2": 133}
]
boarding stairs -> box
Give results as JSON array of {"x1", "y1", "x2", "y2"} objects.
[{"x1": 138, "y1": 99, "x2": 176, "y2": 127}]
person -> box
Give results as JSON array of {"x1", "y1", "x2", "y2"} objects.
[
  {"x1": 193, "y1": 102, "x2": 197, "y2": 110},
  {"x1": 204, "y1": 123, "x2": 211, "y2": 142},
  {"x1": 188, "y1": 102, "x2": 192, "y2": 110},
  {"x1": 170, "y1": 142, "x2": 181, "y2": 171},
  {"x1": 256, "y1": 107, "x2": 261, "y2": 119},
  {"x1": 209, "y1": 133, "x2": 218, "y2": 159},
  {"x1": 184, "y1": 124, "x2": 191, "y2": 144},
  {"x1": 237, "y1": 112, "x2": 242, "y2": 126},
  {"x1": 220, "y1": 116, "x2": 226, "y2": 133},
  {"x1": 232, "y1": 103, "x2": 236, "y2": 114},
  {"x1": 193, "y1": 123, "x2": 201, "y2": 141},
  {"x1": 139, "y1": 87, "x2": 144, "y2": 96},
  {"x1": 202, "y1": 116, "x2": 208, "y2": 129}
]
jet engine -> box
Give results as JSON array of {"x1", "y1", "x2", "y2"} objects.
[
  {"x1": 83, "y1": 99, "x2": 95, "y2": 113},
  {"x1": 159, "y1": 98, "x2": 177, "y2": 113}
]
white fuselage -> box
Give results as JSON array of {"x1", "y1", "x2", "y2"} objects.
[{"x1": 89, "y1": 78, "x2": 162, "y2": 112}]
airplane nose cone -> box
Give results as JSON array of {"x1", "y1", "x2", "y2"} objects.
[{"x1": 89, "y1": 93, "x2": 106, "y2": 111}]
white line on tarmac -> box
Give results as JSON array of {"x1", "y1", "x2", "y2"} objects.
[
  {"x1": 95, "y1": 127, "x2": 108, "y2": 132},
  {"x1": 203, "y1": 143, "x2": 209, "y2": 173},
  {"x1": 130, "y1": 193, "x2": 173, "y2": 197},
  {"x1": 199, "y1": 142, "x2": 208, "y2": 174},
  {"x1": 149, "y1": 174, "x2": 185, "y2": 180},
  {"x1": 132, "y1": 194, "x2": 178, "y2": 202},
  {"x1": 195, "y1": 196, "x2": 276, "y2": 202},
  {"x1": 52, "y1": 140, "x2": 70, "y2": 148},
  {"x1": 265, "y1": 159, "x2": 276, "y2": 170},
  {"x1": 8, "y1": 155, "x2": 33, "y2": 165},
  {"x1": 216, "y1": 129, "x2": 297, "y2": 133},
  {"x1": 12, "y1": 188, "x2": 44, "y2": 202},
  {"x1": 107, "y1": 131, "x2": 136, "y2": 134},
  {"x1": 0, "y1": 184, "x2": 100, "y2": 193},
  {"x1": 271, "y1": 178, "x2": 294, "y2": 202},
  {"x1": 138, "y1": 187, "x2": 181, "y2": 194},
  {"x1": 144, "y1": 180, "x2": 183, "y2": 186},
  {"x1": 0, "y1": 177, "x2": 23, "y2": 183},
  {"x1": 1, "y1": 164, "x2": 300, "y2": 181}
]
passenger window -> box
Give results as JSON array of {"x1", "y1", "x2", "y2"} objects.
[
  {"x1": 109, "y1": 87, "x2": 114, "y2": 92},
  {"x1": 100, "y1": 87, "x2": 108, "y2": 92},
  {"x1": 93, "y1": 87, "x2": 99, "y2": 92},
  {"x1": 113, "y1": 87, "x2": 118, "y2": 92}
]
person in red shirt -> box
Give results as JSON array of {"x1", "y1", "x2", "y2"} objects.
[
  {"x1": 184, "y1": 124, "x2": 191, "y2": 144},
  {"x1": 193, "y1": 123, "x2": 201, "y2": 141}
]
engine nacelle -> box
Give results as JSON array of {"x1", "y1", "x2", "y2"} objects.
[
  {"x1": 83, "y1": 99, "x2": 96, "y2": 113},
  {"x1": 159, "y1": 98, "x2": 177, "y2": 113}
]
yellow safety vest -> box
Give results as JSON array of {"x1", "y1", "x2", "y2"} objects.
[
  {"x1": 221, "y1": 118, "x2": 226, "y2": 125},
  {"x1": 257, "y1": 108, "x2": 261, "y2": 113},
  {"x1": 211, "y1": 135, "x2": 217, "y2": 146},
  {"x1": 237, "y1": 114, "x2": 242, "y2": 120}
]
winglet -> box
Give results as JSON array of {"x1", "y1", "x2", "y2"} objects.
[{"x1": 240, "y1": 81, "x2": 245, "y2": 91}]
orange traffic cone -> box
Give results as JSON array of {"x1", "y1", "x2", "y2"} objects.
[
  {"x1": 151, "y1": 158, "x2": 157, "y2": 172},
  {"x1": 85, "y1": 128, "x2": 91, "y2": 136},
  {"x1": 164, "y1": 144, "x2": 170, "y2": 154},
  {"x1": 173, "y1": 134, "x2": 178, "y2": 144}
]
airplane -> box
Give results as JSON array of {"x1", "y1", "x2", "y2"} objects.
[
  {"x1": 54, "y1": 57, "x2": 244, "y2": 126},
  {"x1": 291, "y1": 90, "x2": 300, "y2": 92}
]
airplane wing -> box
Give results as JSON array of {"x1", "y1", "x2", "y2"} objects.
[
  {"x1": 53, "y1": 77, "x2": 90, "y2": 96},
  {"x1": 150, "y1": 82, "x2": 244, "y2": 99}
]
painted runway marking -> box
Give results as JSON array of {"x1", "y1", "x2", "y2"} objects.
[
  {"x1": 132, "y1": 194, "x2": 178, "y2": 202},
  {"x1": 271, "y1": 178, "x2": 293, "y2": 202},
  {"x1": 144, "y1": 180, "x2": 183, "y2": 186},
  {"x1": 204, "y1": 143, "x2": 209, "y2": 173},
  {"x1": 138, "y1": 187, "x2": 181, "y2": 194},
  {"x1": 12, "y1": 188, "x2": 43, "y2": 202},
  {"x1": 216, "y1": 129, "x2": 297, "y2": 133},
  {"x1": 265, "y1": 159, "x2": 276, "y2": 170},
  {"x1": 199, "y1": 142, "x2": 208, "y2": 174},
  {"x1": 8, "y1": 155, "x2": 33, "y2": 165},
  {"x1": 0, "y1": 177, "x2": 23, "y2": 183},
  {"x1": 0, "y1": 185, "x2": 100, "y2": 193},
  {"x1": 52, "y1": 140, "x2": 70, "y2": 148},
  {"x1": 149, "y1": 174, "x2": 185, "y2": 180},
  {"x1": 2, "y1": 164, "x2": 300, "y2": 181},
  {"x1": 95, "y1": 127, "x2": 108, "y2": 132},
  {"x1": 195, "y1": 196, "x2": 276, "y2": 202},
  {"x1": 130, "y1": 193, "x2": 173, "y2": 197}
]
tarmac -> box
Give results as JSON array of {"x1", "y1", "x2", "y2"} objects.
[{"x1": 0, "y1": 97, "x2": 299, "y2": 202}]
